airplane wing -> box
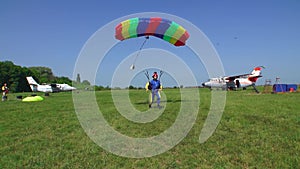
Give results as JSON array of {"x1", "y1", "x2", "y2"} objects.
[
  {"x1": 224, "y1": 74, "x2": 251, "y2": 81},
  {"x1": 225, "y1": 66, "x2": 264, "y2": 81}
]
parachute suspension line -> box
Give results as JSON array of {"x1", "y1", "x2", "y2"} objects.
[
  {"x1": 159, "y1": 70, "x2": 164, "y2": 80},
  {"x1": 132, "y1": 36, "x2": 149, "y2": 67},
  {"x1": 144, "y1": 70, "x2": 150, "y2": 81}
]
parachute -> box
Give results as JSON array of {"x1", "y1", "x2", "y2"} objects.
[
  {"x1": 22, "y1": 96, "x2": 44, "y2": 102},
  {"x1": 115, "y1": 17, "x2": 189, "y2": 46}
]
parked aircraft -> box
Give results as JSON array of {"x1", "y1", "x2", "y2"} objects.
[
  {"x1": 26, "y1": 76, "x2": 76, "y2": 93},
  {"x1": 202, "y1": 66, "x2": 264, "y2": 93}
]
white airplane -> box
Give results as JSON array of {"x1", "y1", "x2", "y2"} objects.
[
  {"x1": 202, "y1": 66, "x2": 264, "y2": 93},
  {"x1": 26, "y1": 76, "x2": 76, "y2": 93}
]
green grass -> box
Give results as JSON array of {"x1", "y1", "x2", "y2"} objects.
[{"x1": 0, "y1": 89, "x2": 299, "y2": 168}]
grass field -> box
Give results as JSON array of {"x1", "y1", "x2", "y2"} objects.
[{"x1": 0, "y1": 88, "x2": 299, "y2": 168}]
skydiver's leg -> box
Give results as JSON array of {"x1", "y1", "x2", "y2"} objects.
[
  {"x1": 156, "y1": 89, "x2": 161, "y2": 107},
  {"x1": 149, "y1": 91, "x2": 154, "y2": 108}
]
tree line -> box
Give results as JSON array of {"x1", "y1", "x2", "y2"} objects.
[{"x1": 0, "y1": 61, "x2": 73, "y2": 92}]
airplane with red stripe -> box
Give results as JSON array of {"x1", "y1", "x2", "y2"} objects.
[{"x1": 202, "y1": 66, "x2": 264, "y2": 93}]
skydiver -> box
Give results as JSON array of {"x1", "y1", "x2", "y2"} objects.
[
  {"x1": 2, "y1": 83, "x2": 9, "y2": 101},
  {"x1": 145, "y1": 72, "x2": 162, "y2": 108}
]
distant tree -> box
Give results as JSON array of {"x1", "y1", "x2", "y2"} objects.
[
  {"x1": 18, "y1": 67, "x2": 33, "y2": 92},
  {"x1": 28, "y1": 66, "x2": 55, "y2": 83},
  {"x1": 82, "y1": 80, "x2": 90, "y2": 86},
  {"x1": 0, "y1": 61, "x2": 33, "y2": 92},
  {"x1": 54, "y1": 76, "x2": 72, "y2": 85},
  {"x1": 95, "y1": 85, "x2": 104, "y2": 91},
  {"x1": 128, "y1": 85, "x2": 135, "y2": 89},
  {"x1": 0, "y1": 61, "x2": 14, "y2": 84}
]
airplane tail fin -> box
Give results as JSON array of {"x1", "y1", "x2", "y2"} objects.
[
  {"x1": 26, "y1": 76, "x2": 39, "y2": 91},
  {"x1": 249, "y1": 66, "x2": 264, "y2": 82}
]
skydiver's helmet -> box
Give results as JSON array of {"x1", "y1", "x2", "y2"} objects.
[{"x1": 152, "y1": 72, "x2": 158, "y2": 79}]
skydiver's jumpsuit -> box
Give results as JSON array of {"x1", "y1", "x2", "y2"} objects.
[{"x1": 145, "y1": 79, "x2": 162, "y2": 107}]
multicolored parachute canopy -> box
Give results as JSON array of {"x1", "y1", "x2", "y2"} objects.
[{"x1": 115, "y1": 17, "x2": 189, "y2": 46}]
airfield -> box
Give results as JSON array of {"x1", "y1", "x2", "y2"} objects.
[{"x1": 0, "y1": 87, "x2": 299, "y2": 168}]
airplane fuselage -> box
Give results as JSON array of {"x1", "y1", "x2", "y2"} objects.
[
  {"x1": 202, "y1": 77, "x2": 254, "y2": 89},
  {"x1": 32, "y1": 84, "x2": 53, "y2": 93},
  {"x1": 26, "y1": 76, "x2": 76, "y2": 93}
]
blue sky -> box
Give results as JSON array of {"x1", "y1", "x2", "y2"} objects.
[{"x1": 1, "y1": 0, "x2": 300, "y2": 87}]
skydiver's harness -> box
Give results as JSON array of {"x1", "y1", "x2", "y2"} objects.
[{"x1": 144, "y1": 70, "x2": 163, "y2": 90}]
